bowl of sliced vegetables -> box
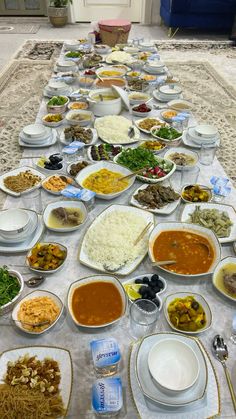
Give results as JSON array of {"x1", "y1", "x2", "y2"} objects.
[
  {"x1": 0, "y1": 267, "x2": 24, "y2": 315},
  {"x1": 114, "y1": 147, "x2": 176, "y2": 184},
  {"x1": 139, "y1": 140, "x2": 166, "y2": 154},
  {"x1": 46, "y1": 95, "x2": 69, "y2": 114},
  {"x1": 26, "y1": 242, "x2": 67, "y2": 274},
  {"x1": 151, "y1": 125, "x2": 182, "y2": 146},
  {"x1": 42, "y1": 113, "x2": 64, "y2": 128}
]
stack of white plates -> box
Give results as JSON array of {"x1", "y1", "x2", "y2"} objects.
[
  {"x1": 44, "y1": 80, "x2": 73, "y2": 98},
  {"x1": 144, "y1": 61, "x2": 166, "y2": 75},
  {"x1": 0, "y1": 209, "x2": 44, "y2": 253},
  {"x1": 187, "y1": 124, "x2": 219, "y2": 146},
  {"x1": 153, "y1": 85, "x2": 182, "y2": 102},
  {"x1": 19, "y1": 124, "x2": 57, "y2": 148},
  {"x1": 55, "y1": 60, "x2": 78, "y2": 73},
  {"x1": 129, "y1": 332, "x2": 220, "y2": 418}
]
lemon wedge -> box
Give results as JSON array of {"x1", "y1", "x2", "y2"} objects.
[{"x1": 124, "y1": 284, "x2": 141, "y2": 301}]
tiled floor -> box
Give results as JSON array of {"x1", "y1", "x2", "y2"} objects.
[{"x1": 0, "y1": 19, "x2": 231, "y2": 72}]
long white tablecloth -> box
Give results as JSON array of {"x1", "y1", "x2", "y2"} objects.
[{"x1": 0, "y1": 45, "x2": 236, "y2": 418}]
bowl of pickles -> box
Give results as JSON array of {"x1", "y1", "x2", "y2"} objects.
[{"x1": 181, "y1": 184, "x2": 212, "y2": 203}]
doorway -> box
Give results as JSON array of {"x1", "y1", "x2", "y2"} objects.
[
  {"x1": 72, "y1": 0, "x2": 142, "y2": 23},
  {"x1": 0, "y1": 0, "x2": 47, "y2": 16}
]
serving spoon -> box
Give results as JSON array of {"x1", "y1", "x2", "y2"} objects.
[
  {"x1": 25, "y1": 275, "x2": 45, "y2": 288},
  {"x1": 212, "y1": 334, "x2": 236, "y2": 413}
]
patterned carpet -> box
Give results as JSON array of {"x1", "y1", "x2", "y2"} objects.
[{"x1": 0, "y1": 40, "x2": 235, "y2": 207}]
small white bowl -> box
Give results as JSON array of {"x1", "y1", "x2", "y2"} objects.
[
  {"x1": 181, "y1": 184, "x2": 212, "y2": 204},
  {"x1": 48, "y1": 80, "x2": 68, "y2": 91},
  {"x1": 164, "y1": 292, "x2": 212, "y2": 335},
  {"x1": 12, "y1": 289, "x2": 63, "y2": 335},
  {"x1": 67, "y1": 274, "x2": 127, "y2": 328},
  {"x1": 168, "y1": 99, "x2": 193, "y2": 112},
  {"x1": 159, "y1": 84, "x2": 182, "y2": 98},
  {"x1": 43, "y1": 200, "x2": 88, "y2": 233},
  {"x1": 26, "y1": 242, "x2": 67, "y2": 274},
  {"x1": 160, "y1": 109, "x2": 179, "y2": 123},
  {"x1": 68, "y1": 101, "x2": 88, "y2": 111},
  {"x1": 75, "y1": 161, "x2": 135, "y2": 200},
  {"x1": 78, "y1": 76, "x2": 95, "y2": 88},
  {"x1": 128, "y1": 91, "x2": 151, "y2": 105},
  {"x1": 148, "y1": 339, "x2": 199, "y2": 394},
  {"x1": 194, "y1": 124, "x2": 218, "y2": 138},
  {"x1": 0, "y1": 209, "x2": 30, "y2": 238},
  {"x1": 150, "y1": 125, "x2": 182, "y2": 146},
  {"x1": 96, "y1": 66, "x2": 126, "y2": 78},
  {"x1": 23, "y1": 124, "x2": 47, "y2": 138},
  {"x1": 0, "y1": 270, "x2": 24, "y2": 315},
  {"x1": 42, "y1": 113, "x2": 64, "y2": 128},
  {"x1": 66, "y1": 110, "x2": 93, "y2": 126},
  {"x1": 56, "y1": 60, "x2": 77, "y2": 72},
  {"x1": 212, "y1": 256, "x2": 236, "y2": 302},
  {"x1": 131, "y1": 103, "x2": 152, "y2": 117},
  {"x1": 146, "y1": 61, "x2": 165, "y2": 70}
]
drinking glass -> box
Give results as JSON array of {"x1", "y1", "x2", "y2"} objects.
[
  {"x1": 181, "y1": 166, "x2": 200, "y2": 188},
  {"x1": 199, "y1": 144, "x2": 217, "y2": 165},
  {"x1": 21, "y1": 188, "x2": 42, "y2": 214},
  {"x1": 129, "y1": 299, "x2": 159, "y2": 340},
  {"x1": 169, "y1": 171, "x2": 183, "y2": 192}
]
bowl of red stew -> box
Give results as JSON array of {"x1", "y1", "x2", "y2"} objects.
[
  {"x1": 148, "y1": 222, "x2": 221, "y2": 277},
  {"x1": 132, "y1": 103, "x2": 152, "y2": 117},
  {"x1": 67, "y1": 274, "x2": 127, "y2": 328}
]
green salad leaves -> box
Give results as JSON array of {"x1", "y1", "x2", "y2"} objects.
[{"x1": 0, "y1": 267, "x2": 20, "y2": 308}]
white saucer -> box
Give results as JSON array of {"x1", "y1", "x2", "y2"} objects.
[
  {"x1": 54, "y1": 64, "x2": 78, "y2": 73},
  {"x1": 19, "y1": 129, "x2": 57, "y2": 148},
  {"x1": 182, "y1": 130, "x2": 220, "y2": 149},
  {"x1": 188, "y1": 127, "x2": 219, "y2": 145},
  {"x1": 20, "y1": 127, "x2": 52, "y2": 145},
  {"x1": 135, "y1": 333, "x2": 207, "y2": 407},
  {"x1": 0, "y1": 210, "x2": 38, "y2": 244},
  {"x1": 0, "y1": 216, "x2": 44, "y2": 253},
  {"x1": 144, "y1": 65, "x2": 167, "y2": 75}
]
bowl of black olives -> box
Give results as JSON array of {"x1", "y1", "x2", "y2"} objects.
[
  {"x1": 123, "y1": 273, "x2": 166, "y2": 310},
  {"x1": 36, "y1": 154, "x2": 64, "y2": 174}
]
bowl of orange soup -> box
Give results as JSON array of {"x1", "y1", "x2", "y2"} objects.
[
  {"x1": 148, "y1": 222, "x2": 221, "y2": 277},
  {"x1": 67, "y1": 274, "x2": 127, "y2": 328}
]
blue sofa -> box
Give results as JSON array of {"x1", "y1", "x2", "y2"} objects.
[{"x1": 160, "y1": 0, "x2": 236, "y2": 31}]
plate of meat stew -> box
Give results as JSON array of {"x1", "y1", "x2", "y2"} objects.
[{"x1": 130, "y1": 183, "x2": 180, "y2": 215}]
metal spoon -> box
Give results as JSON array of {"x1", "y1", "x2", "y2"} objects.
[
  {"x1": 25, "y1": 275, "x2": 45, "y2": 288},
  {"x1": 212, "y1": 334, "x2": 236, "y2": 413}
]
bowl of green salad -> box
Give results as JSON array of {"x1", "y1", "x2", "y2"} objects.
[
  {"x1": 0, "y1": 267, "x2": 24, "y2": 315},
  {"x1": 150, "y1": 125, "x2": 182, "y2": 146},
  {"x1": 47, "y1": 96, "x2": 69, "y2": 114}
]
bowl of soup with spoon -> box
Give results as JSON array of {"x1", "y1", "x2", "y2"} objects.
[{"x1": 88, "y1": 88, "x2": 122, "y2": 116}]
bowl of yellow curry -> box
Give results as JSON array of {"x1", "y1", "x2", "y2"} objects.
[
  {"x1": 75, "y1": 161, "x2": 135, "y2": 200},
  {"x1": 164, "y1": 292, "x2": 212, "y2": 335}
]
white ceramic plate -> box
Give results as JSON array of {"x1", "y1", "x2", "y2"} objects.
[
  {"x1": 122, "y1": 273, "x2": 166, "y2": 308},
  {"x1": 128, "y1": 92, "x2": 151, "y2": 105},
  {"x1": 26, "y1": 242, "x2": 67, "y2": 274},
  {"x1": 153, "y1": 90, "x2": 183, "y2": 103},
  {"x1": 44, "y1": 85, "x2": 73, "y2": 98},
  {"x1": 59, "y1": 127, "x2": 98, "y2": 146},
  {"x1": 182, "y1": 129, "x2": 220, "y2": 149},
  {"x1": 0, "y1": 166, "x2": 45, "y2": 197},
  {"x1": 135, "y1": 117, "x2": 165, "y2": 134},
  {"x1": 95, "y1": 117, "x2": 140, "y2": 145},
  {"x1": 129, "y1": 334, "x2": 220, "y2": 418},
  {"x1": 0, "y1": 346, "x2": 72, "y2": 418},
  {"x1": 164, "y1": 292, "x2": 212, "y2": 335},
  {"x1": 113, "y1": 153, "x2": 176, "y2": 184},
  {"x1": 75, "y1": 160, "x2": 135, "y2": 200},
  {"x1": 143, "y1": 65, "x2": 167, "y2": 75},
  {"x1": 139, "y1": 140, "x2": 167, "y2": 154},
  {"x1": 65, "y1": 110, "x2": 93, "y2": 127},
  {"x1": 87, "y1": 144, "x2": 123, "y2": 162},
  {"x1": 35, "y1": 161, "x2": 65, "y2": 175},
  {"x1": 164, "y1": 147, "x2": 199, "y2": 170},
  {"x1": 148, "y1": 221, "x2": 221, "y2": 278},
  {"x1": 135, "y1": 333, "x2": 207, "y2": 406},
  {"x1": 19, "y1": 129, "x2": 57, "y2": 148},
  {"x1": 43, "y1": 200, "x2": 88, "y2": 232},
  {"x1": 167, "y1": 99, "x2": 193, "y2": 112},
  {"x1": 0, "y1": 216, "x2": 44, "y2": 253},
  {"x1": 42, "y1": 175, "x2": 73, "y2": 196},
  {"x1": 12, "y1": 289, "x2": 64, "y2": 335},
  {"x1": 79, "y1": 204, "x2": 154, "y2": 276},
  {"x1": 212, "y1": 256, "x2": 236, "y2": 302},
  {"x1": 23, "y1": 124, "x2": 48, "y2": 138},
  {"x1": 67, "y1": 159, "x2": 93, "y2": 177},
  {"x1": 180, "y1": 202, "x2": 236, "y2": 244},
  {"x1": 130, "y1": 183, "x2": 180, "y2": 215},
  {"x1": 20, "y1": 126, "x2": 52, "y2": 144},
  {"x1": 0, "y1": 209, "x2": 38, "y2": 244}
]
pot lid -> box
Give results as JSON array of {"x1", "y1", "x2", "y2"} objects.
[{"x1": 112, "y1": 85, "x2": 130, "y2": 110}]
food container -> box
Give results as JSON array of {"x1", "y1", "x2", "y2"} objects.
[
  {"x1": 46, "y1": 96, "x2": 69, "y2": 114},
  {"x1": 90, "y1": 338, "x2": 121, "y2": 376},
  {"x1": 26, "y1": 242, "x2": 68, "y2": 274},
  {"x1": 65, "y1": 110, "x2": 93, "y2": 126},
  {"x1": 88, "y1": 88, "x2": 122, "y2": 117},
  {"x1": 92, "y1": 377, "x2": 123, "y2": 416},
  {"x1": 78, "y1": 76, "x2": 95, "y2": 88},
  {"x1": 0, "y1": 270, "x2": 24, "y2": 315},
  {"x1": 164, "y1": 292, "x2": 212, "y2": 335},
  {"x1": 148, "y1": 339, "x2": 199, "y2": 394},
  {"x1": 94, "y1": 77, "x2": 126, "y2": 89},
  {"x1": 98, "y1": 19, "x2": 131, "y2": 47},
  {"x1": 96, "y1": 66, "x2": 126, "y2": 78},
  {"x1": 131, "y1": 103, "x2": 152, "y2": 117},
  {"x1": 42, "y1": 113, "x2": 64, "y2": 128},
  {"x1": 56, "y1": 60, "x2": 77, "y2": 72},
  {"x1": 0, "y1": 209, "x2": 30, "y2": 238}
]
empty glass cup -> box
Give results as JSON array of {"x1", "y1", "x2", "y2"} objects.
[
  {"x1": 21, "y1": 188, "x2": 42, "y2": 214},
  {"x1": 181, "y1": 166, "x2": 200, "y2": 188},
  {"x1": 129, "y1": 299, "x2": 159, "y2": 340},
  {"x1": 199, "y1": 144, "x2": 217, "y2": 165}
]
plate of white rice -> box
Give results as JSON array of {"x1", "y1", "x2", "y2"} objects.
[
  {"x1": 79, "y1": 204, "x2": 154, "y2": 275},
  {"x1": 94, "y1": 115, "x2": 141, "y2": 145}
]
